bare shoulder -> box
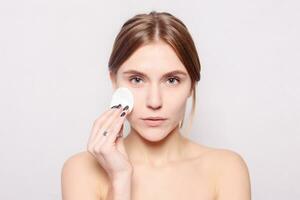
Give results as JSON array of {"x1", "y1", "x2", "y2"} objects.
[
  {"x1": 187, "y1": 141, "x2": 249, "y2": 172},
  {"x1": 61, "y1": 151, "x2": 109, "y2": 200},
  {"x1": 202, "y1": 147, "x2": 251, "y2": 200},
  {"x1": 185, "y1": 140, "x2": 251, "y2": 199},
  {"x1": 201, "y1": 147, "x2": 249, "y2": 170}
]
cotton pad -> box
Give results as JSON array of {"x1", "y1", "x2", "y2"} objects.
[{"x1": 109, "y1": 87, "x2": 134, "y2": 113}]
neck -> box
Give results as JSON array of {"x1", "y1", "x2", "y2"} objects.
[{"x1": 124, "y1": 126, "x2": 188, "y2": 167}]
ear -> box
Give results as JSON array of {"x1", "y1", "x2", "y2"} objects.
[{"x1": 109, "y1": 71, "x2": 117, "y2": 91}]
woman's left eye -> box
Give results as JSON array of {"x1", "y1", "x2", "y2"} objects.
[{"x1": 167, "y1": 77, "x2": 180, "y2": 85}]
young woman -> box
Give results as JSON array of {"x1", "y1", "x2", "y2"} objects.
[{"x1": 61, "y1": 11, "x2": 251, "y2": 200}]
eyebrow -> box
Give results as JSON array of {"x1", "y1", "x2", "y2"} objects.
[{"x1": 122, "y1": 69, "x2": 188, "y2": 78}]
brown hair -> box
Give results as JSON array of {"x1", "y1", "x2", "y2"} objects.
[{"x1": 108, "y1": 11, "x2": 201, "y2": 137}]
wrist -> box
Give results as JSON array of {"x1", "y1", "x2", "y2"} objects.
[
  {"x1": 111, "y1": 174, "x2": 132, "y2": 198},
  {"x1": 111, "y1": 167, "x2": 133, "y2": 179},
  {"x1": 112, "y1": 171, "x2": 132, "y2": 185}
]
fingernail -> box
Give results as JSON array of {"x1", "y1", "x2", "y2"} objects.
[
  {"x1": 122, "y1": 105, "x2": 129, "y2": 111},
  {"x1": 111, "y1": 104, "x2": 122, "y2": 109},
  {"x1": 120, "y1": 111, "x2": 126, "y2": 117}
]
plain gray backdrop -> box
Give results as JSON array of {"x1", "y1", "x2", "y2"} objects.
[{"x1": 0, "y1": 0, "x2": 299, "y2": 199}]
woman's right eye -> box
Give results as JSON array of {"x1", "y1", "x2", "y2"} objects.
[{"x1": 129, "y1": 76, "x2": 143, "y2": 84}]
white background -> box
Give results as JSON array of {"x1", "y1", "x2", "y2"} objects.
[{"x1": 0, "y1": 0, "x2": 299, "y2": 199}]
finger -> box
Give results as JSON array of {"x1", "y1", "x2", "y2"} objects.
[
  {"x1": 88, "y1": 108, "x2": 115, "y2": 144},
  {"x1": 115, "y1": 126, "x2": 128, "y2": 158},
  {"x1": 93, "y1": 115, "x2": 126, "y2": 164},
  {"x1": 114, "y1": 124, "x2": 124, "y2": 141},
  {"x1": 91, "y1": 107, "x2": 123, "y2": 147},
  {"x1": 92, "y1": 126, "x2": 113, "y2": 152},
  {"x1": 100, "y1": 106, "x2": 124, "y2": 131},
  {"x1": 103, "y1": 109, "x2": 128, "y2": 147},
  {"x1": 88, "y1": 105, "x2": 122, "y2": 144},
  {"x1": 119, "y1": 124, "x2": 124, "y2": 137},
  {"x1": 90, "y1": 126, "x2": 119, "y2": 170}
]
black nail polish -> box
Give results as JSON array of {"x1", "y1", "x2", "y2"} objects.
[
  {"x1": 120, "y1": 111, "x2": 126, "y2": 117},
  {"x1": 116, "y1": 104, "x2": 122, "y2": 109},
  {"x1": 122, "y1": 105, "x2": 129, "y2": 111},
  {"x1": 110, "y1": 105, "x2": 118, "y2": 109}
]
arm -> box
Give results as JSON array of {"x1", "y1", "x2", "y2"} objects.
[
  {"x1": 215, "y1": 150, "x2": 251, "y2": 200},
  {"x1": 106, "y1": 172, "x2": 133, "y2": 200}
]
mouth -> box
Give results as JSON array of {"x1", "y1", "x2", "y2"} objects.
[
  {"x1": 142, "y1": 116, "x2": 167, "y2": 120},
  {"x1": 142, "y1": 118, "x2": 167, "y2": 127}
]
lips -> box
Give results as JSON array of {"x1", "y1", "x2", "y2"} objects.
[
  {"x1": 142, "y1": 118, "x2": 166, "y2": 127},
  {"x1": 143, "y1": 117, "x2": 167, "y2": 120}
]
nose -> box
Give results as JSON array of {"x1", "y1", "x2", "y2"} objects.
[{"x1": 146, "y1": 83, "x2": 162, "y2": 110}]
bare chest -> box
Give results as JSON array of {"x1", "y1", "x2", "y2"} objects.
[{"x1": 130, "y1": 161, "x2": 217, "y2": 200}]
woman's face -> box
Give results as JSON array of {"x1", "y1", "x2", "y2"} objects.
[{"x1": 110, "y1": 41, "x2": 192, "y2": 142}]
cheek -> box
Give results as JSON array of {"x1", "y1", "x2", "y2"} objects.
[
  {"x1": 167, "y1": 88, "x2": 189, "y2": 104},
  {"x1": 168, "y1": 96, "x2": 187, "y2": 117}
]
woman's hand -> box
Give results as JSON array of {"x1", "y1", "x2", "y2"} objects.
[{"x1": 87, "y1": 104, "x2": 133, "y2": 180}]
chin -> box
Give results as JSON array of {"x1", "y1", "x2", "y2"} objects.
[
  {"x1": 141, "y1": 130, "x2": 169, "y2": 142},
  {"x1": 131, "y1": 123, "x2": 175, "y2": 143}
]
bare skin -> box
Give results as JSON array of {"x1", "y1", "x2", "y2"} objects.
[
  {"x1": 61, "y1": 40, "x2": 251, "y2": 199},
  {"x1": 117, "y1": 137, "x2": 219, "y2": 200},
  {"x1": 65, "y1": 137, "x2": 250, "y2": 200}
]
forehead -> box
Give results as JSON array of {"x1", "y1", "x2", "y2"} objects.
[{"x1": 118, "y1": 41, "x2": 187, "y2": 75}]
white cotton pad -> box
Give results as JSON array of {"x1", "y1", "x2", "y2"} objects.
[{"x1": 109, "y1": 87, "x2": 134, "y2": 113}]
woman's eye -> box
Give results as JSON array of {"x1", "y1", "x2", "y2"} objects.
[
  {"x1": 129, "y1": 77, "x2": 143, "y2": 84},
  {"x1": 167, "y1": 77, "x2": 180, "y2": 85},
  {"x1": 128, "y1": 76, "x2": 180, "y2": 85}
]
